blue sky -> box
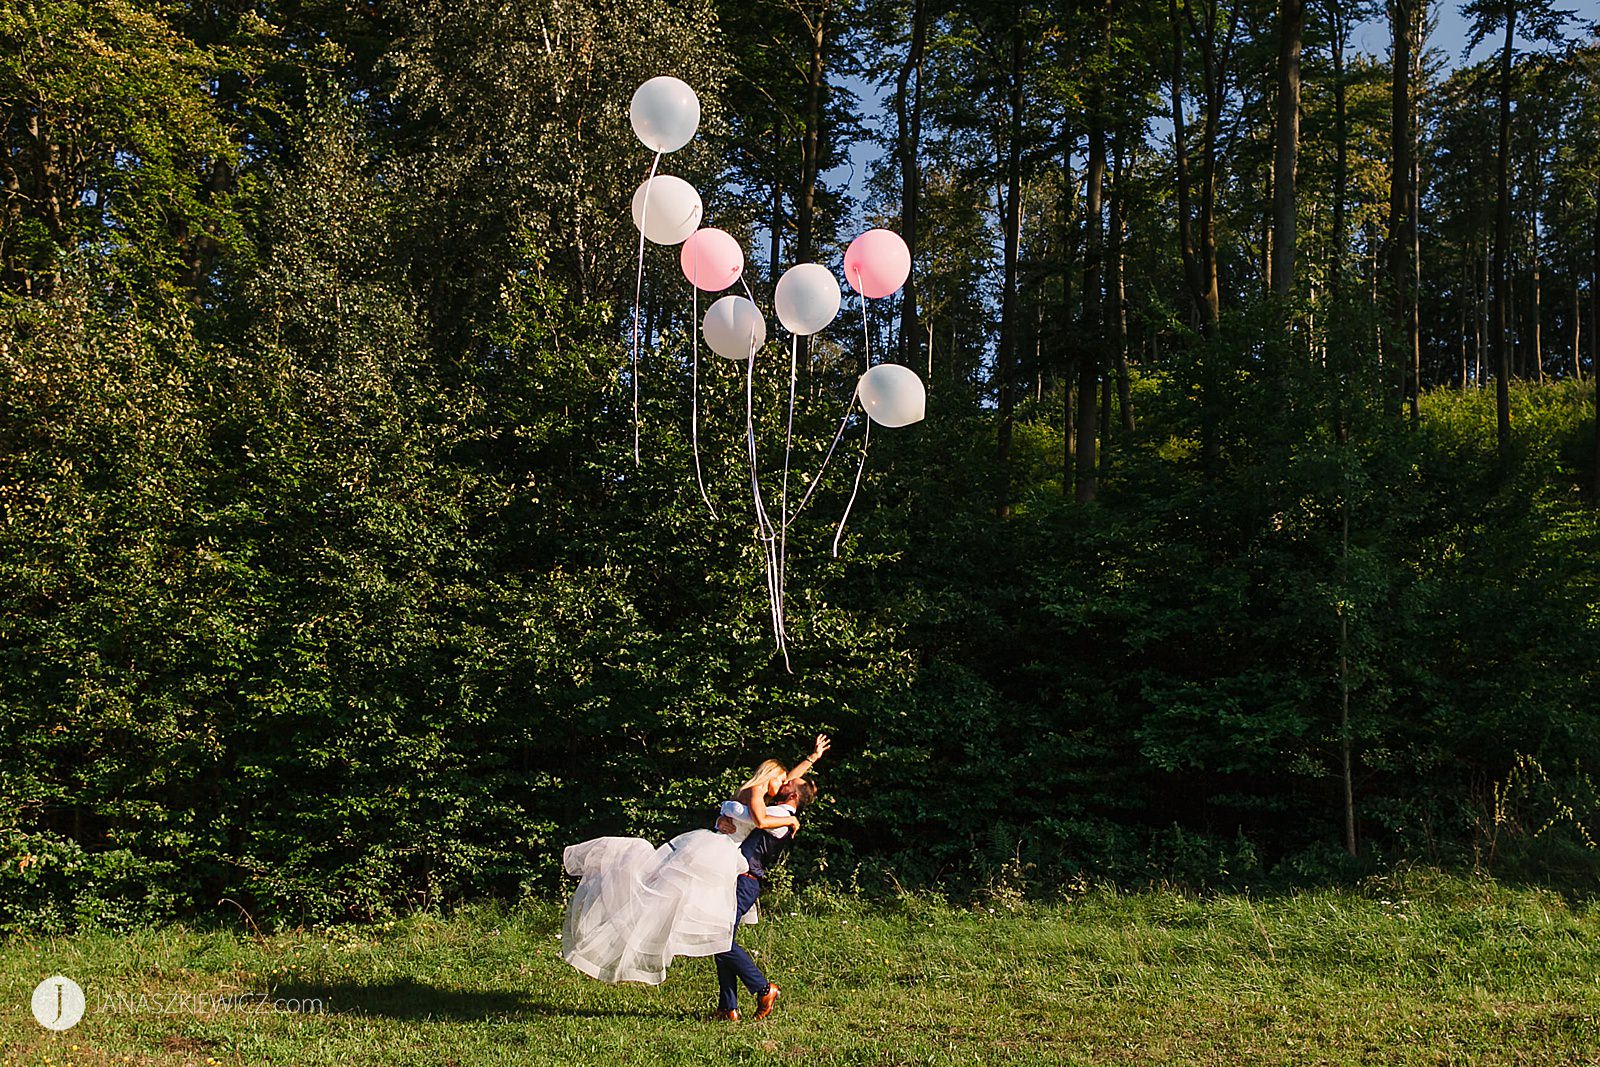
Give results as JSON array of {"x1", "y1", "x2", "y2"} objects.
[
  {"x1": 1357, "y1": 0, "x2": 1599, "y2": 61},
  {"x1": 823, "y1": 0, "x2": 1600, "y2": 223}
]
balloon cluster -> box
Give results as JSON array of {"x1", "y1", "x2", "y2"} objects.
[{"x1": 625, "y1": 76, "x2": 927, "y2": 668}]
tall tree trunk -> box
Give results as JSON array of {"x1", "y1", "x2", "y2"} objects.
[
  {"x1": 894, "y1": 0, "x2": 928, "y2": 366},
  {"x1": 1077, "y1": 56, "x2": 1107, "y2": 504},
  {"x1": 1511, "y1": 269, "x2": 1521, "y2": 378},
  {"x1": 1100, "y1": 354, "x2": 1114, "y2": 453},
  {"x1": 1386, "y1": 0, "x2": 1416, "y2": 419},
  {"x1": 769, "y1": 179, "x2": 783, "y2": 288},
  {"x1": 1410, "y1": 151, "x2": 1421, "y2": 420},
  {"x1": 1197, "y1": 43, "x2": 1224, "y2": 333},
  {"x1": 1061, "y1": 145, "x2": 1078, "y2": 496},
  {"x1": 1492, "y1": 11, "x2": 1516, "y2": 452},
  {"x1": 1264, "y1": 156, "x2": 1275, "y2": 294},
  {"x1": 1470, "y1": 245, "x2": 1480, "y2": 386},
  {"x1": 1196, "y1": 0, "x2": 1232, "y2": 470},
  {"x1": 1369, "y1": 218, "x2": 1382, "y2": 358},
  {"x1": 1171, "y1": 0, "x2": 1224, "y2": 471},
  {"x1": 1480, "y1": 236, "x2": 1490, "y2": 387},
  {"x1": 797, "y1": 7, "x2": 826, "y2": 264},
  {"x1": 1112, "y1": 141, "x2": 1135, "y2": 434},
  {"x1": 1170, "y1": 0, "x2": 1206, "y2": 327},
  {"x1": 1270, "y1": 0, "x2": 1303, "y2": 297},
  {"x1": 1574, "y1": 279, "x2": 1582, "y2": 381},
  {"x1": 996, "y1": 26, "x2": 1025, "y2": 518},
  {"x1": 1530, "y1": 214, "x2": 1543, "y2": 384},
  {"x1": 796, "y1": 3, "x2": 828, "y2": 394},
  {"x1": 1339, "y1": 496, "x2": 1356, "y2": 857},
  {"x1": 1592, "y1": 196, "x2": 1599, "y2": 498},
  {"x1": 1329, "y1": 1, "x2": 1349, "y2": 295}
]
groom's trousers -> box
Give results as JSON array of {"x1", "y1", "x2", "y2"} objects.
[{"x1": 715, "y1": 873, "x2": 769, "y2": 1012}]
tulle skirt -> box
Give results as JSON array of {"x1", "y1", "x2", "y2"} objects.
[{"x1": 561, "y1": 828, "x2": 748, "y2": 985}]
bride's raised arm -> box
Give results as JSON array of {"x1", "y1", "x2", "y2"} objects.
[{"x1": 785, "y1": 734, "x2": 830, "y2": 784}]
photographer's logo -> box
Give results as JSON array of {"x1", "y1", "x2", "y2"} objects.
[{"x1": 31, "y1": 976, "x2": 85, "y2": 1031}]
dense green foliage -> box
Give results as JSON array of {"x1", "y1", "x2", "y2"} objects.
[{"x1": 1, "y1": 0, "x2": 1598, "y2": 932}]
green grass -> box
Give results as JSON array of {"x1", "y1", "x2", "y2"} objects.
[{"x1": 4, "y1": 870, "x2": 1600, "y2": 1065}]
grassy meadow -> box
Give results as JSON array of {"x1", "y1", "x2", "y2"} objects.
[{"x1": 3, "y1": 870, "x2": 1599, "y2": 1066}]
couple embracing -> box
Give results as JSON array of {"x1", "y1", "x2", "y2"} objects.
[{"x1": 561, "y1": 735, "x2": 830, "y2": 1020}]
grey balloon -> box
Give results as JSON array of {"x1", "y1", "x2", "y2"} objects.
[
  {"x1": 773, "y1": 263, "x2": 841, "y2": 336},
  {"x1": 629, "y1": 76, "x2": 700, "y2": 154},
  {"x1": 856, "y1": 363, "x2": 926, "y2": 428},
  {"x1": 702, "y1": 295, "x2": 767, "y2": 360}
]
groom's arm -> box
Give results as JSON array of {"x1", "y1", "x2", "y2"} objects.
[
  {"x1": 746, "y1": 790, "x2": 799, "y2": 832},
  {"x1": 765, "y1": 803, "x2": 796, "y2": 839}
]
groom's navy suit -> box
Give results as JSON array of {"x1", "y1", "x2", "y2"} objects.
[{"x1": 715, "y1": 823, "x2": 791, "y2": 1012}]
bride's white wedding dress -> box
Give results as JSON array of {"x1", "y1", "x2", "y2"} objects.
[{"x1": 560, "y1": 802, "x2": 789, "y2": 985}]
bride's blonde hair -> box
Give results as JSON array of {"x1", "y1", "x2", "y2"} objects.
[{"x1": 739, "y1": 759, "x2": 788, "y2": 795}]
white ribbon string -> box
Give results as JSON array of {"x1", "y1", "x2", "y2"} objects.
[
  {"x1": 690, "y1": 282, "x2": 716, "y2": 518},
  {"x1": 737, "y1": 276, "x2": 790, "y2": 671},
  {"x1": 631, "y1": 151, "x2": 662, "y2": 468},
  {"x1": 827, "y1": 268, "x2": 874, "y2": 557},
  {"x1": 854, "y1": 267, "x2": 871, "y2": 371},
  {"x1": 787, "y1": 395, "x2": 856, "y2": 527},
  {"x1": 832, "y1": 417, "x2": 871, "y2": 558},
  {"x1": 777, "y1": 333, "x2": 798, "y2": 644}
]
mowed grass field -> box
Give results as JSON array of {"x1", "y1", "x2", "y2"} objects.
[{"x1": 3, "y1": 870, "x2": 1600, "y2": 1066}]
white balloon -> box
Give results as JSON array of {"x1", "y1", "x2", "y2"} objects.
[
  {"x1": 631, "y1": 175, "x2": 702, "y2": 245},
  {"x1": 702, "y1": 296, "x2": 767, "y2": 360},
  {"x1": 856, "y1": 363, "x2": 926, "y2": 428},
  {"x1": 773, "y1": 263, "x2": 842, "y2": 336},
  {"x1": 630, "y1": 76, "x2": 701, "y2": 154}
]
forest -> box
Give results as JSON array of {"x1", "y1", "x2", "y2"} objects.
[{"x1": 1, "y1": 0, "x2": 1598, "y2": 931}]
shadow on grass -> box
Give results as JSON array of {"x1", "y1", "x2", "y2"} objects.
[{"x1": 272, "y1": 977, "x2": 690, "y2": 1022}]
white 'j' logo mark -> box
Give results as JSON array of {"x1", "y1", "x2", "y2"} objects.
[{"x1": 31, "y1": 975, "x2": 85, "y2": 1031}]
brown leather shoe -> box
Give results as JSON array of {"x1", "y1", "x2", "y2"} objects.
[
  {"x1": 712, "y1": 1008, "x2": 740, "y2": 1022},
  {"x1": 753, "y1": 983, "x2": 780, "y2": 1020}
]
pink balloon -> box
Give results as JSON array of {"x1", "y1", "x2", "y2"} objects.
[
  {"x1": 843, "y1": 229, "x2": 911, "y2": 299},
  {"x1": 679, "y1": 227, "x2": 745, "y2": 292}
]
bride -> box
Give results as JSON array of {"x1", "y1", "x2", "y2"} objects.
[{"x1": 560, "y1": 736, "x2": 829, "y2": 985}]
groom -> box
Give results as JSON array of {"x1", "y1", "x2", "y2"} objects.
[{"x1": 713, "y1": 776, "x2": 817, "y2": 1022}]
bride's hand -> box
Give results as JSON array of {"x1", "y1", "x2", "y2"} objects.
[{"x1": 811, "y1": 734, "x2": 831, "y2": 760}]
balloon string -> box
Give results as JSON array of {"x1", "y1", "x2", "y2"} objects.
[
  {"x1": 632, "y1": 151, "x2": 662, "y2": 468},
  {"x1": 832, "y1": 414, "x2": 871, "y2": 558},
  {"x1": 778, "y1": 333, "x2": 797, "y2": 646},
  {"x1": 788, "y1": 272, "x2": 873, "y2": 533},
  {"x1": 827, "y1": 269, "x2": 873, "y2": 558},
  {"x1": 786, "y1": 396, "x2": 855, "y2": 528},
  {"x1": 854, "y1": 267, "x2": 870, "y2": 372},
  {"x1": 690, "y1": 283, "x2": 716, "y2": 518},
  {"x1": 737, "y1": 276, "x2": 790, "y2": 671}
]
